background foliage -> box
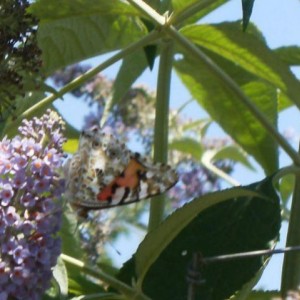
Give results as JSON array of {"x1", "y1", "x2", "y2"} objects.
[{"x1": 2, "y1": 0, "x2": 300, "y2": 299}]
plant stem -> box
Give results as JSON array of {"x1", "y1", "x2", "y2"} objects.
[
  {"x1": 127, "y1": 0, "x2": 300, "y2": 167},
  {"x1": 4, "y1": 30, "x2": 160, "y2": 135},
  {"x1": 61, "y1": 254, "x2": 150, "y2": 300},
  {"x1": 148, "y1": 39, "x2": 174, "y2": 231},
  {"x1": 281, "y1": 144, "x2": 300, "y2": 296}
]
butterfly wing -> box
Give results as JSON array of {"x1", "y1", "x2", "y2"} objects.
[{"x1": 65, "y1": 127, "x2": 178, "y2": 213}]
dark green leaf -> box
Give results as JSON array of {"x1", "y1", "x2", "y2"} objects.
[
  {"x1": 245, "y1": 290, "x2": 280, "y2": 299},
  {"x1": 274, "y1": 46, "x2": 300, "y2": 66},
  {"x1": 141, "y1": 18, "x2": 157, "y2": 70},
  {"x1": 242, "y1": 0, "x2": 255, "y2": 31},
  {"x1": 118, "y1": 177, "x2": 281, "y2": 299},
  {"x1": 143, "y1": 44, "x2": 157, "y2": 70}
]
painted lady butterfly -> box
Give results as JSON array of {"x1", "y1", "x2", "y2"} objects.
[{"x1": 65, "y1": 127, "x2": 178, "y2": 216}]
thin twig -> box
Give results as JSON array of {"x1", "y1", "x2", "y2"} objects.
[{"x1": 203, "y1": 246, "x2": 300, "y2": 264}]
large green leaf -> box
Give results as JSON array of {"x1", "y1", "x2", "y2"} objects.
[
  {"x1": 118, "y1": 177, "x2": 281, "y2": 299},
  {"x1": 175, "y1": 54, "x2": 278, "y2": 174},
  {"x1": 179, "y1": 22, "x2": 300, "y2": 109},
  {"x1": 29, "y1": 0, "x2": 146, "y2": 74}
]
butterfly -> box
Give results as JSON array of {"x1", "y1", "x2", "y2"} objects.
[{"x1": 65, "y1": 126, "x2": 178, "y2": 216}]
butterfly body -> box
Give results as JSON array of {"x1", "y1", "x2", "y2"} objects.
[{"x1": 65, "y1": 127, "x2": 178, "y2": 215}]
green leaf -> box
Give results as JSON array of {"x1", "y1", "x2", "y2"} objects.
[
  {"x1": 245, "y1": 290, "x2": 280, "y2": 299},
  {"x1": 30, "y1": 0, "x2": 146, "y2": 74},
  {"x1": 60, "y1": 210, "x2": 83, "y2": 260},
  {"x1": 112, "y1": 50, "x2": 149, "y2": 106},
  {"x1": 63, "y1": 138, "x2": 79, "y2": 154},
  {"x1": 70, "y1": 294, "x2": 122, "y2": 300},
  {"x1": 169, "y1": 137, "x2": 203, "y2": 160},
  {"x1": 172, "y1": 0, "x2": 230, "y2": 25},
  {"x1": 179, "y1": 22, "x2": 300, "y2": 109},
  {"x1": 242, "y1": 0, "x2": 256, "y2": 31},
  {"x1": 230, "y1": 257, "x2": 268, "y2": 299},
  {"x1": 175, "y1": 52, "x2": 278, "y2": 174},
  {"x1": 118, "y1": 177, "x2": 281, "y2": 299},
  {"x1": 52, "y1": 257, "x2": 69, "y2": 298},
  {"x1": 279, "y1": 174, "x2": 295, "y2": 205},
  {"x1": 211, "y1": 145, "x2": 255, "y2": 170},
  {"x1": 29, "y1": 0, "x2": 141, "y2": 21},
  {"x1": 274, "y1": 46, "x2": 300, "y2": 66},
  {"x1": 182, "y1": 118, "x2": 211, "y2": 135},
  {"x1": 62, "y1": 122, "x2": 80, "y2": 153},
  {"x1": 140, "y1": 17, "x2": 157, "y2": 70},
  {"x1": 143, "y1": 44, "x2": 157, "y2": 70}
]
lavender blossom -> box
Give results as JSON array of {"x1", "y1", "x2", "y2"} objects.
[
  {"x1": 168, "y1": 160, "x2": 233, "y2": 208},
  {"x1": 0, "y1": 110, "x2": 65, "y2": 299}
]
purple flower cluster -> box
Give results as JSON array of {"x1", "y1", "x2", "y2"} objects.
[
  {"x1": 0, "y1": 110, "x2": 65, "y2": 299},
  {"x1": 168, "y1": 161, "x2": 233, "y2": 207}
]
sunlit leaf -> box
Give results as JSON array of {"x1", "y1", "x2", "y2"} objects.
[
  {"x1": 172, "y1": 0, "x2": 230, "y2": 25},
  {"x1": 279, "y1": 174, "x2": 295, "y2": 204},
  {"x1": 175, "y1": 52, "x2": 278, "y2": 174},
  {"x1": 212, "y1": 145, "x2": 255, "y2": 170},
  {"x1": 179, "y1": 22, "x2": 300, "y2": 109},
  {"x1": 169, "y1": 137, "x2": 203, "y2": 160},
  {"x1": 182, "y1": 119, "x2": 211, "y2": 136},
  {"x1": 52, "y1": 257, "x2": 68, "y2": 298},
  {"x1": 29, "y1": 0, "x2": 141, "y2": 20},
  {"x1": 63, "y1": 139, "x2": 79, "y2": 154}
]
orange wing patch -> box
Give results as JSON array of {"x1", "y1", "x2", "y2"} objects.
[{"x1": 97, "y1": 158, "x2": 146, "y2": 202}]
